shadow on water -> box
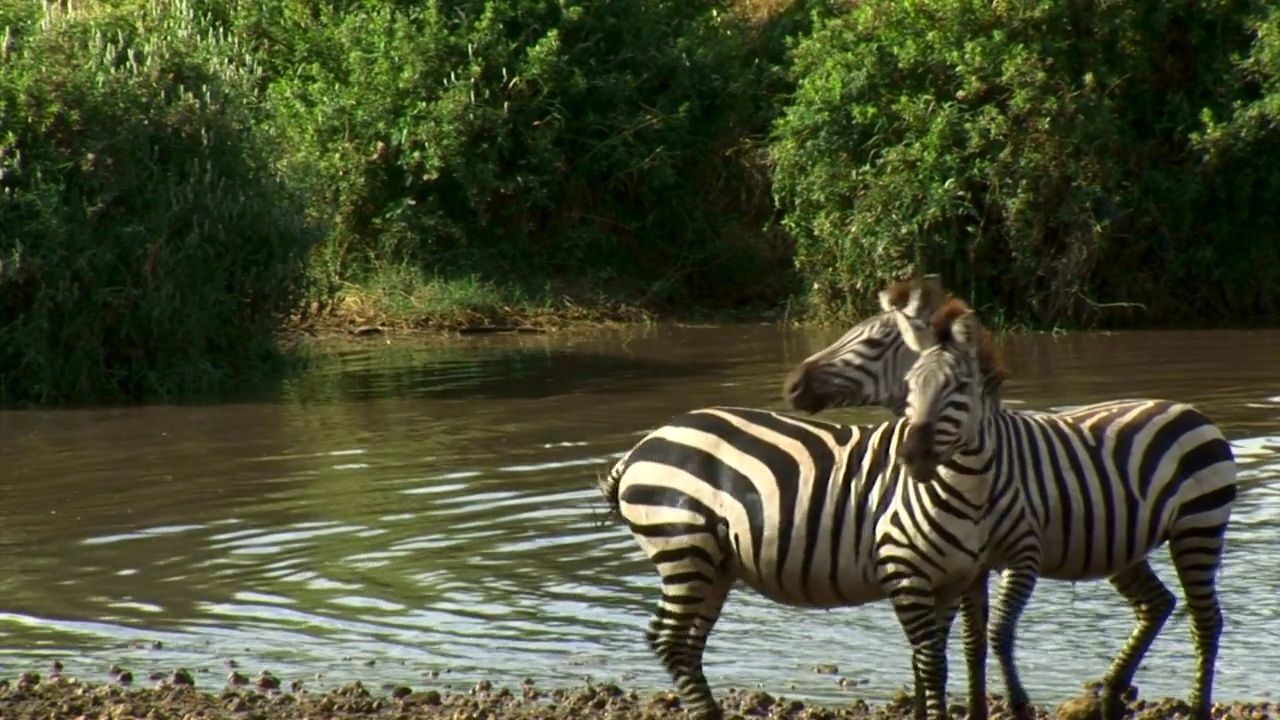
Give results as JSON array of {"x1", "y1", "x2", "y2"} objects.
[
  {"x1": 291, "y1": 339, "x2": 736, "y2": 404},
  {"x1": 0, "y1": 323, "x2": 1277, "y2": 705}
]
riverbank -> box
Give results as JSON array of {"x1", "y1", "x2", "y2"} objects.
[
  {"x1": 298, "y1": 273, "x2": 1280, "y2": 341},
  {"x1": 297, "y1": 273, "x2": 796, "y2": 338},
  {"x1": 2, "y1": 668, "x2": 1272, "y2": 720}
]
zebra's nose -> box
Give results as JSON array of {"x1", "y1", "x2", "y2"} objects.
[
  {"x1": 783, "y1": 363, "x2": 825, "y2": 414},
  {"x1": 903, "y1": 456, "x2": 940, "y2": 483}
]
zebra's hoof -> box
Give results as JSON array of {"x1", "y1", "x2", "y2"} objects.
[
  {"x1": 1100, "y1": 695, "x2": 1127, "y2": 720},
  {"x1": 1009, "y1": 700, "x2": 1035, "y2": 720},
  {"x1": 1097, "y1": 683, "x2": 1137, "y2": 720}
]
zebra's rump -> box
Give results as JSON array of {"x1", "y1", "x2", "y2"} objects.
[{"x1": 997, "y1": 398, "x2": 1237, "y2": 579}]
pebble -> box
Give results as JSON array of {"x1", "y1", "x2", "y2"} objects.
[{"x1": 0, "y1": 668, "x2": 1273, "y2": 720}]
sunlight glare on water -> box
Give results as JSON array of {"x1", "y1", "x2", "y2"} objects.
[{"x1": 0, "y1": 326, "x2": 1277, "y2": 704}]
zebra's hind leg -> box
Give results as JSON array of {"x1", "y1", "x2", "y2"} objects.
[
  {"x1": 988, "y1": 565, "x2": 1040, "y2": 720},
  {"x1": 1169, "y1": 520, "x2": 1229, "y2": 720},
  {"x1": 1101, "y1": 560, "x2": 1176, "y2": 720},
  {"x1": 644, "y1": 572, "x2": 733, "y2": 720}
]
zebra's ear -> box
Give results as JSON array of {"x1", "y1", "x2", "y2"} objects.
[
  {"x1": 949, "y1": 310, "x2": 981, "y2": 356},
  {"x1": 879, "y1": 274, "x2": 945, "y2": 313},
  {"x1": 905, "y1": 285, "x2": 939, "y2": 320},
  {"x1": 878, "y1": 288, "x2": 898, "y2": 313},
  {"x1": 892, "y1": 309, "x2": 937, "y2": 353}
]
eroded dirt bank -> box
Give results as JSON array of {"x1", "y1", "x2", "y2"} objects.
[{"x1": 0, "y1": 668, "x2": 1273, "y2": 719}]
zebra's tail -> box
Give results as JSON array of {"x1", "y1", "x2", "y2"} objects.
[{"x1": 596, "y1": 452, "x2": 630, "y2": 524}]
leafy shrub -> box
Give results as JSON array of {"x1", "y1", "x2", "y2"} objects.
[
  {"x1": 0, "y1": 0, "x2": 320, "y2": 404},
  {"x1": 771, "y1": 0, "x2": 1280, "y2": 328}
]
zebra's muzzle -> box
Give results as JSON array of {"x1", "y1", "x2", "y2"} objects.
[
  {"x1": 902, "y1": 456, "x2": 941, "y2": 483},
  {"x1": 782, "y1": 363, "x2": 827, "y2": 414},
  {"x1": 898, "y1": 421, "x2": 941, "y2": 482}
]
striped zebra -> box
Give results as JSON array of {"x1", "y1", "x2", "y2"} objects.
[
  {"x1": 782, "y1": 276, "x2": 1238, "y2": 720},
  {"x1": 597, "y1": 301, "x2": 1000, "y2": 720}
]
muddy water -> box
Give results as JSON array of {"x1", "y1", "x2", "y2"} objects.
[{"x1": 0, "y1": 326, "x2": 1277, "y2": 704}]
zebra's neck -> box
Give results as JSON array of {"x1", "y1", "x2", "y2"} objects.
[{"x1": 936, "y1": 399, "x2": 999, "y2": 511}]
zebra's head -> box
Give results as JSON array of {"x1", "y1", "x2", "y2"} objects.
[
  {"x1": 783, "y1": 274, "x2": 947, "y2": 416},
  {"x1": 894, "y1": 298, "x2": 1000, "y2": 484}
]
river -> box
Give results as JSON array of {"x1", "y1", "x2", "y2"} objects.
[{"x1": 0, "y1": 325, "x2": 1277, "y2": 705}]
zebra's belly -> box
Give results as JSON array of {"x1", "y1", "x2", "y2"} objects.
[
  {"x1": 997, "y1": 534, "x2": 1172, "y2": 582},
  {"x1": 732, "y1": 559, "x2": 888, "y2": 609}
]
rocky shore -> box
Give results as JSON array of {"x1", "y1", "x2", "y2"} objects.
[{"x1": 0, "y1": 666, "x2": 1273, "y2": 719}]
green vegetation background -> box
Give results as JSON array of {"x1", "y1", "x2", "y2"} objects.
[{"x1": 2, "y1": 0, "x2": 1278, "y2": 404}]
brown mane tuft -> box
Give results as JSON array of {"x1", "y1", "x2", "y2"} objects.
[
  {"x1": 927, "y1": 297, "x2": 971, "y2": 339},
  {"x1": 928, "y1": 298, "x2": 1006, "y2": 393},
  {"x1": 882, "y1": 275, "x2": 947, "y2": 310}
]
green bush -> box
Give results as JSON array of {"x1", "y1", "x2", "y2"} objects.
[
  {"x1": 770, "y1": 0, "x2": 1280, "y2": 328},
  {"x1": 0, "y1": 0, "x2": 321, "y2": 405},
  {"x1": 237, "y1": 0, "x2": 796, "y2": 310}
]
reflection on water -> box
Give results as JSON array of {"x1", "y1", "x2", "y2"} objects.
[{"x1": 0, "y1": 327, "x2": 1278, "y2": 704}]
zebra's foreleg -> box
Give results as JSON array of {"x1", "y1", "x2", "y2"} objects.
[
  {"x1": 1101, "y1": 559, "x2": 1175, "y2": 720},
  {"x1": 988, "y1": 564, "x2": 1040, "y2": 719},
  {"x1": 959, "y1": 570, "x2": 990, "y2": 720},
  {"x1": 891, "y1": 587, "x2": 950, "y2": 720},
  {"x1": 1169, "y1": 521, "x2": 1228, "y2": 720},
  {"x1": 931, "y1": 601, "x2": 958, "y2": 719}
]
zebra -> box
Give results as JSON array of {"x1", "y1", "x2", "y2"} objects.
[
  {"x1": 784, "y1": 274, "x2": 949, "y2": 419},
  {"x1": 782, "y1": 275, "x2": 1238, "y2": 720},
  {"x1": 597, "y1": 299, "x2": 1001, "y2": 720}
]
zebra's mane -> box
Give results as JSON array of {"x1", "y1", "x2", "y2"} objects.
[
  {"x1": 929, "y1": 298, "x2": 1006, "y2": 394},
  {"x1": 882, "y1": 276, "x2": 948, "y2": 310}
]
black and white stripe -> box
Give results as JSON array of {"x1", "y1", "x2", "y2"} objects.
[
  {"x1": 599, "y1": 306, "x2": 997, "y2": 720},
  {"x1": 784, "y1": 278, "x2": 1238, "y2": 720}
]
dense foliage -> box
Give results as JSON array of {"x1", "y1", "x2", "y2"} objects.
[
  {"x1": 0, "y1": 0, "x2": 319, "y2": 404},
  {"x1": 771, "y1": 0, "x2": 1280, "y2": 327}
]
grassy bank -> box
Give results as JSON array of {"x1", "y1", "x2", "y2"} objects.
[
  {"x1": 3, "y1": 0, "x2": 1280, "y2": 404},
  {"x1": 305, "y1": 268, "x2": 793, "y2": 336}
]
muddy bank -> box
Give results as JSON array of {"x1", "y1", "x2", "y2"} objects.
[{"x1": 0, "y1": 667, "x2": 1274, "y2": 720}]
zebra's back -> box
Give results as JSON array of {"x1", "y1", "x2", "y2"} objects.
[{"x1": 995, "y1": 398, "x2": 1236, "y2": 580}]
